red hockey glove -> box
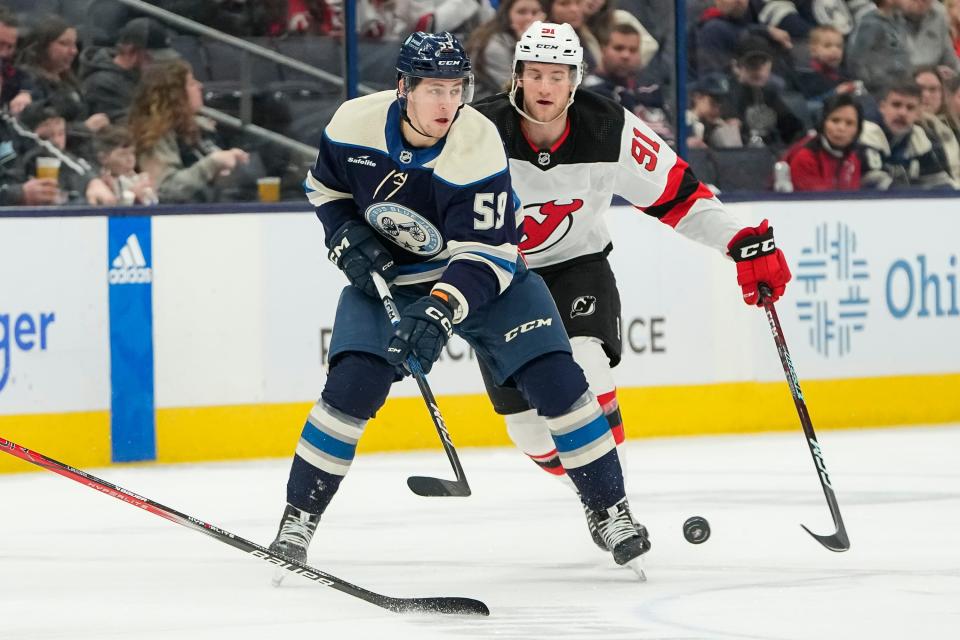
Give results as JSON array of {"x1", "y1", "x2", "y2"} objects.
[{"x1": 727, "y1": 219, "x2": 791, "y2": 306}]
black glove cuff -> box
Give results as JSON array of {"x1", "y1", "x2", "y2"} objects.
[{"x1": 729, "y1": 226, "x2": 776, "y2": 262}]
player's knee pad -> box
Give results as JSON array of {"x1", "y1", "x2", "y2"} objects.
[
  {"x1": 569, "y1": 336, "x2": 615, "y2": 396},
  {"x1": 321, "y1": 351, "x2": 394, "y2": 420},
  {"x1": 513, "y1": 351, "x2": 589, "y2": 418}
]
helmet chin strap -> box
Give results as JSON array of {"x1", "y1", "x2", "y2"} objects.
[
  {"x1": 398, "y1": 83, "x2": 465, "y2": 142},
  {"x1": 401, "y1": 106, "x2": 437, "y2": 140},
  {"x1": 508, "y1": 83, "x2": 575, "y2": 126}
]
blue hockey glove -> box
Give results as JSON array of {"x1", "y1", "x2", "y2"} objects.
[
  {"x1": 386, "y1": 295, "x2": 454, "y2": 374},
  {"x1": 328, "y1": 221, "x2": 398, "y2": 297}
]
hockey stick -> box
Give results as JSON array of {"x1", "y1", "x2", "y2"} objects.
[
  {"x1": 371, "y1": 271, "x2": 472, "y2": 497},
  {"x1": 759, "y1": 286, "x2": 850, "y2": 552},
  {"x1": 0, "y1": 437, "x2": 489, "y2": 615}
]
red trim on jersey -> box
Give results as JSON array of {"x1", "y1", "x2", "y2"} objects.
[
  {"x1": 521, "y1": 117, "x2": 571, "y2": 154},
  {"x1": 660, "y1": 181, "x2": 716, "y2": 228},
  {"x1": 647, "y1": 160, "x2": 687, "y2": 209},
  {"x1": 637, "y1": 157, "x2": 716, "y2": 228}
]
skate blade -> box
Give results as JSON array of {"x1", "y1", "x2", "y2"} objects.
[{"x1": 624, "y1": 556, "x2": 647, "y2": 582}]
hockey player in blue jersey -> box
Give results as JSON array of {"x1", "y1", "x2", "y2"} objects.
[{"x1": 268, "y1": 31, "x2": 652, "y2": 578}]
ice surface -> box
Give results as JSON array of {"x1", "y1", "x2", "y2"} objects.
[{"x1": 2, "y1": 425, "x2": 959, "y2": 639}]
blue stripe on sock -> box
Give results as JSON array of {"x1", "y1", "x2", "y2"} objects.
[
  {"x1": 552, "y1": 414, "x2": 610, "y2": 453},
  {"x1": 300, "y1": 422, "x2": 356, "y2": 461}
]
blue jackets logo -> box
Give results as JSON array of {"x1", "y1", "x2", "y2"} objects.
[
  {"x1": 109, "y1": 234, "x2": 153, "y2": 284},
  {"x1": 365, "y1": 202, "x2": 442, "y2": 256},
  {"x1": 795, "y1": 222, "x2": 869, "y2": 357}
]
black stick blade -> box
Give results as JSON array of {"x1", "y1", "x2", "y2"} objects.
[
  {"x1": 407, "y1": 475, "x2": 471, "y2": 497},
  {"x1": 801, "y1": 525, "x2": 851, "y2": 552},
  {"x1": 388, "y1": 596, "x2": 490, "y2": 616}
]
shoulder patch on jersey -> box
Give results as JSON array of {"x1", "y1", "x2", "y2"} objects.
[
  {"x1": 433, "y1": 105, "x2": 509, "y2": 186},
  {"x1": 324, "y1": 90, "x2": 393, "y2": 154}
]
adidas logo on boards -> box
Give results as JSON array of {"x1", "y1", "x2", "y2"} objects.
[
  {"x1": 109, "y1": 234, "x2": 153, "y2": 284},
  {"x1": 347, "y1": 155, "x2": 377, "y2": 167}
]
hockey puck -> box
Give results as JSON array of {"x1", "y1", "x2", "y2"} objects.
[{"x1": 683, "y1": 516, "x2": 710, "y2": 544}]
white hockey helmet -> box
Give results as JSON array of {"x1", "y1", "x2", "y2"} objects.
[{"x1": 509, "y1": 21, "x2": 584, "y2": 123}]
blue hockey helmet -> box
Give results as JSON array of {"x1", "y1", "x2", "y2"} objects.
[
  {"x1": 396, "y1": 31, "x2": 474, "y2": 107},
  {"x1": 397, "y1": 31, "x2": 472, "y2": 79}
]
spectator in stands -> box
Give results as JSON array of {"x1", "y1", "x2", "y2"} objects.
[
  {"x1": 725, "y1": 36, "x2": 805, "y2": 148},
  {"x1": 79, "y1": 18, "x2": 179, "y2": 124},
  {"x1": 547, "y1": 0, "x2": 602, "y2": 71},
  {"x1": 860, "y1": 80, "x2": 958, "y2": 189},
  {"x1": 0, "y1": 107, "x2": 59, "y2": 206},
  {"x1": 15, "y1": 101, "x2": 117, "y2": 205},
  {"x1": 695, "y1": 0, "x2": 793, "y2": 77},
  {"x1": 847, "y1": 0, "x2": 911, "y2": 96},
  {"x1": 748, "y1": 0, "x2": 874, "y2": 40},
  {"x1": 694, "y1": 0, "x2": 754, "y2": 77},
  {"x1": 0, "y1": 6, "x2": 30, "y2": 114},
  {"x1": 795, "y1": 25, "x2": 859, "y2": 109},
  {"x1": 128, "y1": 60, "x2": 250, "y2": 203},
  {"x1": 784, "y1": 93, "x2": 867, "y2": 191},
  {"x1": 897, "y1": 0, "x2": 960, "y2": 73},
  {"x1": 686, "y1": 72, "x2": 744, "y2": 148},
  {"x1": 947, "y1": 0, "x2": 960, "y2": 58},
  {"x1": 93, "y1": 125, "x2": 157, "y2": 205},
  {"x1": 912, "y1": 65, "x2": 960, "y2": 179},
  {"x1": 582, "y1": 0, "x2": 658, "y2": 64},
  {"x1": 285, "y1": 0, "x2": 327, "y2": 34},
  {"x1": 583, "y1": 0, "x2": 616, "y2": 43},
  {"x1": 943, "y1": 74, "x2": 960, "y2": 136},
  {"x1": 467, "y1": 0, "x2": 547, "y2": 99},
  {"x1": 15, "y1": 15, "x2": 110, "y2": 143},
  {"x1": 583, "y1": 20, "x2": 674, "y2": 143}
]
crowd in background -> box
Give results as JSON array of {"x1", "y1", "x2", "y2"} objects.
[{"x1": 3, "y1": 0, "x2": 960, "y2": 207}]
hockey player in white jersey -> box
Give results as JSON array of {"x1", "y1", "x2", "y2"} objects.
[
  {"x1": 268, "y1": 31, "x2": 652, "y2": 580},
  {"x1": 472, "y1": 22, "x2": 792, "y2": 548}
]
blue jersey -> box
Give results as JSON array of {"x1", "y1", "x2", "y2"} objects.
[{"x1": 306, "y1": 90, "x2": 519, "y2": 322}]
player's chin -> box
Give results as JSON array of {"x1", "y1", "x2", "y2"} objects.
[
  {"x1": 537, "y1": 105, "x2": 564, "y2": 122},
  {"x1": 430, "y1": 119, "x2": 453, "y2": 137}
]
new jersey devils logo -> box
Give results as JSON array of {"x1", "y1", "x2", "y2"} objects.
[
  {"x1": 570, "y1": 295, "x2": 597, "y2": 318},
  {"x1": 519, "y1": 199, "x2": 584, "y2": 254}
]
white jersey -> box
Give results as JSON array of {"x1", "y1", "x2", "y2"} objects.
[{"x1": 473, "y1": 90, "x2": 745, "y2": 269}]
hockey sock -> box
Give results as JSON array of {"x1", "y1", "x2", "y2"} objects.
[
  {"x1": 598, "y1": 389, "x2": 625, "y2": 445},
  {"x1": 544, "y1": 391, "x2": 625, "y2": 511},
  {"x1": 505, "y1": 409, "x2": 576, "y2": 489},
  {"x1": 286, "y1": 399, "x2": 367, "y2": 515},
  {"x1": 569, "y1": 336, "x2": 627, "y2": 479}
]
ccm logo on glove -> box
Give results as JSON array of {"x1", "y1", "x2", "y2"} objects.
[
  {"x1": 327, "y1": 222, "x2": 398, "y2": 298},
  {"x1": 425, "y1": 306, "x2": 454, "y2": 337},
  {"x1": 733, "y1": 236, "x2": 776, "y2": 260},
  {"x1": 727, "y1": 219, "x2": 792, "y2": 306}
]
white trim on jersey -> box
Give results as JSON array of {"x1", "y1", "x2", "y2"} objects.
[{"x1": 305, "y1": 170, "x2": 352, "y2": 208}]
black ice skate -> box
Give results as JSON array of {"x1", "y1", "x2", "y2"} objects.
[
  {"x1": 592, "y1": 498, "x2": 651, "y2": 580},
  {"x1": 268, "y1": 503, "x2": 320, "y2": 586},
  {"x1": 581, "y1": 499, "x2": 607, "y2": 551}
]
